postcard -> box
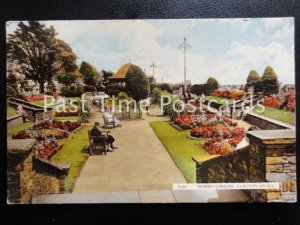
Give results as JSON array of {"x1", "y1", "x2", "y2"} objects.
[{"x1": 6, "y1": 18, "x2": 296, "y2": 203}]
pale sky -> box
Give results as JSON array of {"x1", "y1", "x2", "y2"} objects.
[{"x1": 6, "y1": 18, "x2": 295, "y2": 85}]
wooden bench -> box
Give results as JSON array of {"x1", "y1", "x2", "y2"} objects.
[{"x1": 87, "y1": 129, "x2": 111, "y2": 155}]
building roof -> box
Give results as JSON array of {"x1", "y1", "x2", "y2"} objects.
[{"x1": 110, "y1": 63, "x2": 132, "y2": 79}]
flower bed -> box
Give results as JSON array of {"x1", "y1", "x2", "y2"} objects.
[
  {"x1": 55, "y1": 109, "x2": 80, "y2": 117},
  {"x1": 12, "y1": 128, "x2": 69, "y2": 140},
  {"x1": 24, "y1": 94, "x2": 58, "y2": 102},
  {"x1": 12, "y1": 120, "x2": 81, "y2": 160},
  {"x1": 285, "y1": 90, "x2": 295, "y2": 112},
  {"x1": 33, "y1": 120, "x2": 81, "y2": 132},
  {"x1": 189, "y1": 115, "x2": 245, "y2": 155},
  {"x1": 35, "y1": 139, "x2": 63, "y2": 160},
  {"x1": 211, "y1": 89, "x2": 245, "y2": 100},
  {"x1": 173, "y1": 113, "x2": 219, "y2": 130},
  {"x1": 262, "y1": 95, "x2": 281, "y2": 109}
]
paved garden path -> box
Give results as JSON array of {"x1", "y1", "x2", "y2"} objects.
[
  {"x1": 71, "y1": 106, "x2": 249, "y2": 202},
  {"x1": 73, "y1": 107, "x2": 187, "y2": 193}
]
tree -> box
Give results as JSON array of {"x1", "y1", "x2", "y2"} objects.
[
  {"x1": 190, "y1": 84, "x2": 210, "y2": 95},
  {"x1": 246, "y1": 70, "x2": 263, "y2": 93},
  {"x1": 159, "y1": 83, "x2": 172, "y2": 93},
  {"x1": 125, "y1": 64, "x2": 150, "y2": 101},
  {"x1": 55, "y1": 39, "x2": 79, "y2": 86},
  {"x1": 261, "y1": 66, "x2": 279, "y2": 95},
  {"x1": 6, "y1": 73, "x2": 18, "y2": 90},
  {"x1": 57, "y1": 72, "x2": 78, "y2": 86},
  {"x1": 7, "y1": 21, "x2": 59, "y2": 93},
  {"x1": 206, "y1": 77, "x2": 219, "y2": 93},
  {"x1": 151, "y1": 87, "x2": 162, "y2": 104},
  {"x1": 79, "y1": 61, "x2": 98, "y2": 86}
]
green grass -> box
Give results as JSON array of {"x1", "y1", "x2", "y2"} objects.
[
  {"x1": 149, "y1": 121, "x2": 208, "y2": 183},
  {"x1": 32, "y1": 98, "x2": 57, "y2": 107},
  {"x1": 252, "y1": 106, "x2": 295, "y2": 125},
  {"x1": 205, "y1": 96, "x2": 233, "y2": 104},
  {"x1": 50, "y1": 125, "x2": 90, "y2": 192},
  {"x1": 7, "y1": 107, "x2": 17, "y2": 117},
  {"x1": 7, "y1": 122, "x2": 34, "y2": 139}
]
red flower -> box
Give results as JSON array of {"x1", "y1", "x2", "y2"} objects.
[{"x1": 262, "y1": 95, "x2": 281, "y2": 108}]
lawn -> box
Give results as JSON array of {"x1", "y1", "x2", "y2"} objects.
[
  {"x1": 205, "y1": 96, "x2": 233, "y2": 104},
  {"x1": 7, "y1": 107, "x2": 16, "y2": 117},
  {"x1": 7, "y1": 122, "x2": 34, "y2": 139},
  {"x1": 51, "y1": 97, "x2": 81, "y2": 121},
  {"x1": 252, "y1": 106, "x2": 295, "y2": 125},
  {"x1": 50, "y1": 125, "x2": 90, "y2": 192},
  {"x1": 150, "y1": 121, "x2": 208, "y2": 183},
  {"x1": 32, "y1": 98, "x2": 57, "y2": 107}
]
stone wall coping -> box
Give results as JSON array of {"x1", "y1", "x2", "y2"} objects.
[
  {"x1": 7, "y1": 114, "x2": 23, "y2": 121},
  {"x1": 246, "y1": 112, "x2": 295, "y2": 130},
  {"x1": 7, "y1": 139, "x2": 37, "y2": 154},
  {"x1": 192, "y1": 154, "x2": 220, "y2": 165},
  {"x1": 247, "y1": 129, "x2": 296, "y2": 143}
]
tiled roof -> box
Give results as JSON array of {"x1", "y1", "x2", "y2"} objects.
[{"x1": 110, "y1": 63, "x2": 132, "y2": 79}]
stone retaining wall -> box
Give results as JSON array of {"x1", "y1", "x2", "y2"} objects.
[
  {"x1": 7, "y1": 139, "x2": 67, "y2": 204},
  {"x1": 7, "y1": 115, "x2": 23, "y2": 128},
  {"x1": 193, "y1": 129, "x2": 296, "y2": 202},
  {"x1": 244, "y1": 112, "x2": 294, "y2": 130},
  {"x1": 193, "y1": 147, "x2": 249, "y2": 183}
]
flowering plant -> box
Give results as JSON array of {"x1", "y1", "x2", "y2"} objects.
[
  {"x1": 33, "y1": 120, "x2": 81, "y2": 132},
  {"x1": 35, "y1": 139, "x2": 63, "y2": 160},
  {"x1": 203, "y1": 139, "x2": 234, "y2": 155},
  {"x1": 262, "y1": 95, "x2": 281, "y2": 108},
  {"x1": 191, "y1": 126, "x2": 220, "y2": 138},
  {"x1": 55, "y1": 109, "x2": 80, "y2": 117},
  {"x1": 211, "y1": 89, "x2": 245, "y2": 100},
  {"x1": 285, "y1": 90, "x2": 295, "y2": 112},
  {"x1": 174, "y1": 114, "x2": 193, "y2": 129}
]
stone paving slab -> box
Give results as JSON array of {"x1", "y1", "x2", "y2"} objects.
[{"x1": 32, "y1": 191, "x2": 140, "y2": 204}]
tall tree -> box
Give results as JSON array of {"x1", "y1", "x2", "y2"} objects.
[
  {"x1": 261, "y1": 66, "x2": 279, "y2": 95},
  {"x1": 125, "y1": 64, "x2": 150, "y2": 101},
  {"x1": 206, "y1": 77, "x2": 219, "y2": 92},
  {"x1": 55, "y1": 39, "x2": 79, "y2": 86},
  {"x1": 79, "y1": 61, "x2": 98, "y2": 86},
  {"x1": 7, "y1": 21, "x2": 59, "y2": 93},
  {"x1": 246, "y1": 70, "x2": 263, "y2": 93}
]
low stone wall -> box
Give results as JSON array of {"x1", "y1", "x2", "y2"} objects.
[
  {"x1": 244, "y1": 112, "x2": 294, "y2": 130},
  {"x1": 193, "y1": 129, "x2": 296, "y2": 202},
  {"x1": 7, "y1": 139, "x2": 68, "y2": 204},
  {"x1": 7, "y1": 115, "x2": 23, "y2": 128},
  {"x1": 193, "y1": 146, "x2": 249, "y2": 183}
]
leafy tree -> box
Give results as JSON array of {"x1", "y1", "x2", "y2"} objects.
[
  {"x1": 159, "y1": 83, "x2": 172, "y2": 93},
  {"x1": 125, "y1": 64, "x2": 150, "y2": 101},
  {"x1": 7, "y1": 21, "x2": 59, "y2": 93},
  {"x1": 6, "y1": 73, "x2": 18, "y2": 90},
  {"x1": 206, "y1": 77, "x2": 219, "y2": 93},
  {"x1": 261, "y1": 66, "x2": 279, "y2": 95},
  {"x1": 79, "y1": 61, "x2": 98, "y2": 86},
  {"x1": 151, "y1": 87, "x2": 162, "y2": 104},
  {"x1": 57, "y1": 72, "x2": 78, "y2": 86},
  {"x1": 190, "y1": 84, "x2": 210, "y2": 95},
  {"x1": 246, "y1": 70, "x2": 263, "y2": 93},
  {"x1": 101, "y1": 70, "x2": 113, "y2": 85},
  {"x1": 55, "y1": 39, "x2": 79, "y2": 86}
]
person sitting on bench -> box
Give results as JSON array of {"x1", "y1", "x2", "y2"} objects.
[{"x1": 90, "y1": 122, "x2": 118, "y2": 151}]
